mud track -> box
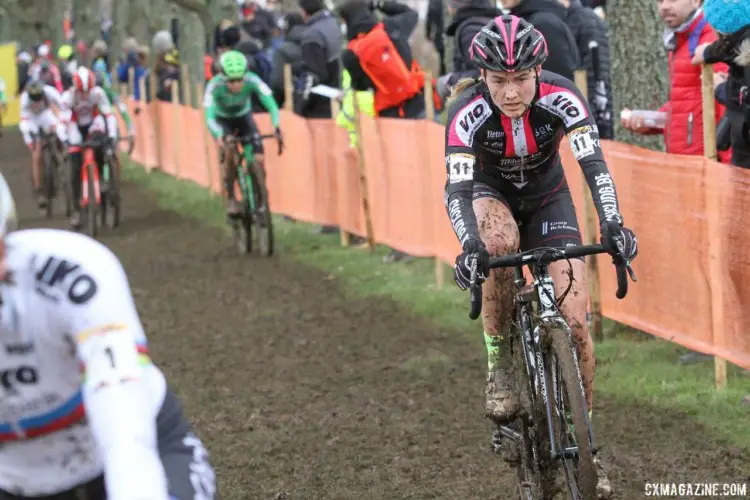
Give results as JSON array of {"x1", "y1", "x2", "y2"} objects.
[{"x1": 1, "y1": 130, "x2": 746, "y2": 499}]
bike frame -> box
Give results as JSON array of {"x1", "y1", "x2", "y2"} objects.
[
  {"x1": 506, "y1": 262, "x2": 597, "y2": 460},
  {"x1": 80, "y1": 146, "x2": 101, "y2": 208}
]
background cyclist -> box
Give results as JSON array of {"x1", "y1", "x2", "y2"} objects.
[{"x1": 203, "y1": 50, "x2": 283, "y2": 216}]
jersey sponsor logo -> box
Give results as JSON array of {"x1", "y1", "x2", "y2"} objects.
[
  {"x1": 594, "y1": 173, "x2": 621, "y2": 222},
  {"x1": 455, "y1": 98, "x2": 492, "y2": 146},
  {"x1": 1, "y1": 366, "x2": 39, "y2": 394},
  {"x1": 447, "y1": 197, "x2": 469, "y2": 245},
  {"x1": 487, "y1": 130, "x2": 504, "y2": 139},
  {"x1": 5, "y1": 342, "x2": 34, "y2": 356},
  {"x1": 537, "y1": 91, "x2": 587, "y2": 128},
  {"x1": 34, "y1": 256, "x2": 98, "y2": 305},
  {"x1": 446, "y1": 153, "x2": 475, "y2": 184},
  {"x1": 534, "y1": 123, "x2": 553, "y2": 140}
]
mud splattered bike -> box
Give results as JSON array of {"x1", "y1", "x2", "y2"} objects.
[
  {"x1": 468, "y1": 221, "x2": 635, "y2": 500},
  {"x1": 222, "y1": 133, "x2": 282, "y2": 256}
]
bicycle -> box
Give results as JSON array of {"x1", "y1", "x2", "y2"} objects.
[
  {"x1": 78, "y1": 136, "x2": 127, "y2": 238},
  {"x1": 467, "y1": 222, "x2": 636, "y2": 500},
  {"x1": 37, "y1": 130, "x2": 72, "y2": 218},
  {"x1": 222, "y1": 133, "x2": 281, "y2": 256}
]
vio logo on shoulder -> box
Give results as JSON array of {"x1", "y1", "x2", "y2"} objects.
[
  {"x1": 34, "y1": 256, "x2": 98, "y2": 305},
  {"x1": 1, "y1": 366, "x2": 39, "y2": 394},
  {"x1": 459, "y1": 103, "x2": 486, "y2": 132}
]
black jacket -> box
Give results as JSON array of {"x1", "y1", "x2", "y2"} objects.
[
  {"x1": 445, "y1": 2, "x2": 503, "y2": 73},
  {"x1": 299, "y1": 10, "x2": 343, "y2": 118},
  {"x1": 705, "y1": 26, "x2": 750, "y2": 168},
  {"x1": 270, "y1": 25, "x2": 305, "y2": 107},
  {"x1": 562, "y1": 0, "x2": 614, "y2": 138},
  {"x1": 509, "y1": 0, "x2": 581, "y2": 80},
  {"x1": 425, "y1": 0, "x2": 446, "y2": 73},
  {"x1": 341, "y1": 0, "x2": 424, "y2": 118},
  {"x1": 240, "y1": 9, "x2": 277, "y2": 48}
]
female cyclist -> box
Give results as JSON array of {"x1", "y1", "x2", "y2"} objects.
[{"x1": 444, "y1": 15, "x2": 637, "y2": 498}]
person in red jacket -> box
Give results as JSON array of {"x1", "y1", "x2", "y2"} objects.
[{"x1": 621, "y1": 0, "x2": 730, "y2": 162}]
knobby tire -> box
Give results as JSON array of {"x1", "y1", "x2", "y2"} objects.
[
  {"x1": 546, "y1": 327, "x2": 597, "y2": 500},
  {"x1": 249, "y1": 161, "x2": 274, "y2": 257},
  {"x1": 86, "y1": 163, "x2": 97, "y2": 238},
  {"x1": 42, "y1": 145, "x2": 55, "y2": 218},
  {"x1": 228, "y1": 147, "x2": 252, "y2": 254},
  {"x1": 107, "y1": 156, "x2": 121, "y2": 228}
]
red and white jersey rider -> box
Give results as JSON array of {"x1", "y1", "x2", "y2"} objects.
[{"x1": 61, "y1": 67, "x2": 118, "y2": 147}]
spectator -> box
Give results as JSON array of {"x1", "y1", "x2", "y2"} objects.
[
  {"x1": 56, "y1": 44, "x2": 78, "y2": 91},
  {"x1": 91, "y1": 39, "x2": 111, "y2": 85},
  {"x1": 338, "y1": 0, "x2": 424, "y2": 119},
  {"x1": 297, "y1": 0, "x2": 342, "y2": 118},
  {"x1": 693, "y1": 0, "x2": 750, "y2": 168},
  {"x1": 239, "y1": 0, "x2": 276, "y2": 47},
  {"x1": 152, "y1": 31, "x2": 181, "y2": 103},
  {"x1": 338, "y1": 0, "x2": 422, "y2": 262},
  {"x1": 29, "y1": 46, "x2": 63, "y2": 93},
  {"x1": 117, "y1": 43, "x2": 150, "y2": 101},
  {"x1": 425, "y1": 0, "x2": 447, "y2": 74},
  {"x1": 16, "y1": 51, "x2": 32, "y2": 93},
  {"x1": 438, "y1": 0, "x2": 503, "y2": 96},
  {"x1": 270, "y1": 11, "x2": 306, "y2": 107},
  {"x1": 498, "y1": 0, "x2": 581, "y2": 80},
  {"x1": 556, "y1": 0, "x2": 615, "y2": 138},
  {"x1": 621, "y1": 0, "x2": 730, "y2": 161}
]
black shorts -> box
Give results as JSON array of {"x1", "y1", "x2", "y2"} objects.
[
  {"x1": 0, "y1": 390, "x2": 217, "y2": 500},
  {"x1": 215, "y1": 114, "x2": 264, "y2": 155},
  {"x1": 473, "y1": 178, "x2": 582, "y2": 251}
]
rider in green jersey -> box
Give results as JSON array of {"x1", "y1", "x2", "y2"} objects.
[{"x1": 204, "y1": 50, "x2": 283, "y2": 216}]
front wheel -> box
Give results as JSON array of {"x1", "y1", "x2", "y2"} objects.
[
  {"x1": 86, "y1": 163, "x2": 98, "y2": 238},
  {"x1": 249, "y1": 162, "x2": 273, "y2": 257},
  {"x1": 228, "y1": 149, "x2": 252, "y2": 255},
  {"x1": 42, "y1": 144, "x2": 55, "y2": 218},
  {"x1": 546, "y1": 327, "x2": 597, "y2": 500},
  {"x1": 104, "y1": 156, "x2": 121, "y2": 228}
]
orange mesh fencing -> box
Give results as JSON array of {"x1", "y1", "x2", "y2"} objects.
[{"x1": 122, "y1": 98, "x2": 750, "y2": 370}]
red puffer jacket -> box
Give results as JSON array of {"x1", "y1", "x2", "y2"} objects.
[{"x1": 653, "y1": 13, "x2": 731, "y2": 162}]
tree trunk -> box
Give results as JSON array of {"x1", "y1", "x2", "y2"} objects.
[
  {"x1": 608, "y1": 0, "x2": 669, "y2": 150},
  {"x1": 73, "y1": 0, "x2": 103, "y2": 46}
]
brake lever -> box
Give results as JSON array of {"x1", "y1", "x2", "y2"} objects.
[{"x1": 625, "y1": 262, "x2": 637, "y2": 283}]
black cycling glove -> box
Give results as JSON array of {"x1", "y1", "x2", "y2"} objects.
[
  {"x1": 601, "y1": 221, "x2": 638, "y2": 262},
  {"x1": 454, "y1": 238, "x2": 490, "y2": 291}
]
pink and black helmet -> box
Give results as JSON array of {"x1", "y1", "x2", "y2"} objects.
[{"x1": 470, "y1": 15, "x2": 548, "y2": 72}]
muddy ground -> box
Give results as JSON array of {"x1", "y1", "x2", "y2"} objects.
[{"x1": 1, "y1": 129, "x2": 747, "y2": 499}]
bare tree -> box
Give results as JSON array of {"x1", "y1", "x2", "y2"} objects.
[{"x1": 608, "y1": 0, "x2": 669, "y2": 150}]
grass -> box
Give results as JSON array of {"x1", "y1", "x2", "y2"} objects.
[{"x1": 123, "y1": 162, "x2": 750, "y2": 448}]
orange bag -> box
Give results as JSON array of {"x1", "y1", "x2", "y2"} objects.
[{"x1": 348, "y1": 23, "x2": 424, "y2": 113}]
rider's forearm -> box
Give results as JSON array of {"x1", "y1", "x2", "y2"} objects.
[
  {"x1": 568, "y1": 124, "x2": 623, "y2": 225},
  {"x1": 446, "y1": 186, "x2": 480, "y2": 247},
  {"x1": 205, "y1": 106, "x2": 223, "y2": 139},
  {"x1": 581, "y1": 158, "x2": 623, "y2": 225},
  {"x1": 85, "y1": 380, "x2": 170, "y2": 500}
]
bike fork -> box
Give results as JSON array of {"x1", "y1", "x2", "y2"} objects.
[{"x1": 81, "y1": 159, "x2": 101, "y2": 207}]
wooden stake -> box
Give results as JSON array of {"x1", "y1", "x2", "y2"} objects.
[
  {"x1": 701, "y1": 63, "x2": 726, "y2": 390},
  {"x1": 171, "y1": 82, "x2": 181, "y2": 177},
  {"x1": 283, "y1": 65, "x2": 293, "y2": 112},
  {"x1": 330, "y1": 96, "x2": 351, "y2": 247},
  {"x1": 574, "y1": 69, "x2": 603, "y2": 342},
  {"x1": 423, "y1": 73, "x2": 445, "y2": 289},
  {"x1": 352, "y1": 93, "x2": 376, "y2": 251}
]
